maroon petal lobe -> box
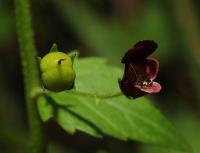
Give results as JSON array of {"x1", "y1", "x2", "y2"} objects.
[
  {"x1": 134, "y1": 40, "x2": 158, "y2": 51},
  {"x1": 122, "y1": 40, "x2": 158, "y2": 64},
  {"x1": 119, "y1": 64, "x2": 137, "y2": 97},
  {"x1": 146, "y1": 58, "x2": 159, "y2": 80},
  {"x1": 136, "y1": 81, "x2": 161, "y2": 93},
  {"x1": 121, "y1": 64, "x2": 137, "y2": 86},
  {"x1": 119, "y1": 64, "x2": 149, "y2": 99},
  {"x1": 119, "y1": 80, "x2": 147, "y2": 99}
]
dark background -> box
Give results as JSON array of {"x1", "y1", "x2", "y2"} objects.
[{"x1": 0, "y1": 0, "x2": 200, "y2": 153}]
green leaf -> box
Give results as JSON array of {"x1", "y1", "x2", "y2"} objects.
[
  {"x1": 73, "y1": 57, "x2": 123, "y2": 95},
  {"x1": 38, "y1": 93, "x2": 102, "y2": 137},
  {"x1": 38, "y1": 92, "x2": 190, "y2": 152},
  {"x1": 37, "y1": 57, "x2": 191, "y2": 152},
  {"x1": 141, "y1": 113, "x2": 198, "y2": 153}
]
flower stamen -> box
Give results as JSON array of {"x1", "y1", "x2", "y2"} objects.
[{"x1": 137, "y1": 76, "x2": 153, "y2": 89}]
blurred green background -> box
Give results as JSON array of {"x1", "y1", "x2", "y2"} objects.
[{"x1": 0, "y1": 0, "x2": 200, "y2": 153}]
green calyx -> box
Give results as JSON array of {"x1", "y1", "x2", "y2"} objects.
[{"x1": 40, "y1": 44, "x2": 77, "y2": 92}]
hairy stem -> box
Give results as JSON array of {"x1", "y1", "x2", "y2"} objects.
[{"x1": 15, "y1": 0, "x2": 46, "y2": 152}]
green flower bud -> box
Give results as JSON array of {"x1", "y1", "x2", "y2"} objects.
[{"x1": 40, "y1": 52, "x2": 75, "y2": 92}]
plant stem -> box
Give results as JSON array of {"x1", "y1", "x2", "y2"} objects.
[{"x1": 15, "y1": 0, "x2": 46, "y2": 153}]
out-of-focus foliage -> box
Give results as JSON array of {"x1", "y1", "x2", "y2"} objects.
[
  {"x1": 0, "y1": 2, "x2": 14, "y2": 42},
  {"x1": 55, "y1": 0, "x2": 175, "y2": 64}
]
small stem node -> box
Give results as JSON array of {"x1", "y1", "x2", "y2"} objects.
[{"x1": 30, "y1": 87, "x2": 44, "y2": 101}]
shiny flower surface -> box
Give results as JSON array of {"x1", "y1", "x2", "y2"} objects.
[{"x1": 119, "y1": 40, "x2": 161, "y2": 99}]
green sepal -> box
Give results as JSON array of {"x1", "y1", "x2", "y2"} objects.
[
  {"x1": 68, "y1": 50, "x2": 79, "y2": 65},
  {"x1": 49, "y1": 43, "x2": 58, "y2": 52},
  {"x1": 37, "y1": 56, "x2": 41, "y2": 64}
]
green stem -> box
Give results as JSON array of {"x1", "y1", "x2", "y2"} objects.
[{"x1": 15, "y1": 0, "x2": 46, "y2": 153}]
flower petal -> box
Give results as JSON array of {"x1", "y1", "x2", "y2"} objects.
[
  {"x1": 119, "y1": 40, "x2": 161, "y2": 99},
  {"x1": 121, "y1": 40, "x2": 158, "y2": 64},
  {"x1": 137, "y1": 81, "x2": 161, "y2": 93},
  {"x1": 146, "y1": 58, "x2": 159, "y2": 80},
  {"x1": 120, "y1": 64, "x2": 137, "y2": 86},
  {"x1": 119, "y1": 64, "x2": 138, "y2": 98},
  {"x1": 119, "y1": 80, "x2": 147, "y2": 99}
]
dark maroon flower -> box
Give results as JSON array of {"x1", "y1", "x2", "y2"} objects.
[{"x1": 119, "y1": 40, "x2": 161, "y2": 99}]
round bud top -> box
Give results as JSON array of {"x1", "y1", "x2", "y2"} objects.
[{"x1": 40, "y1": 52, "x2": 75, "y2": 92}]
